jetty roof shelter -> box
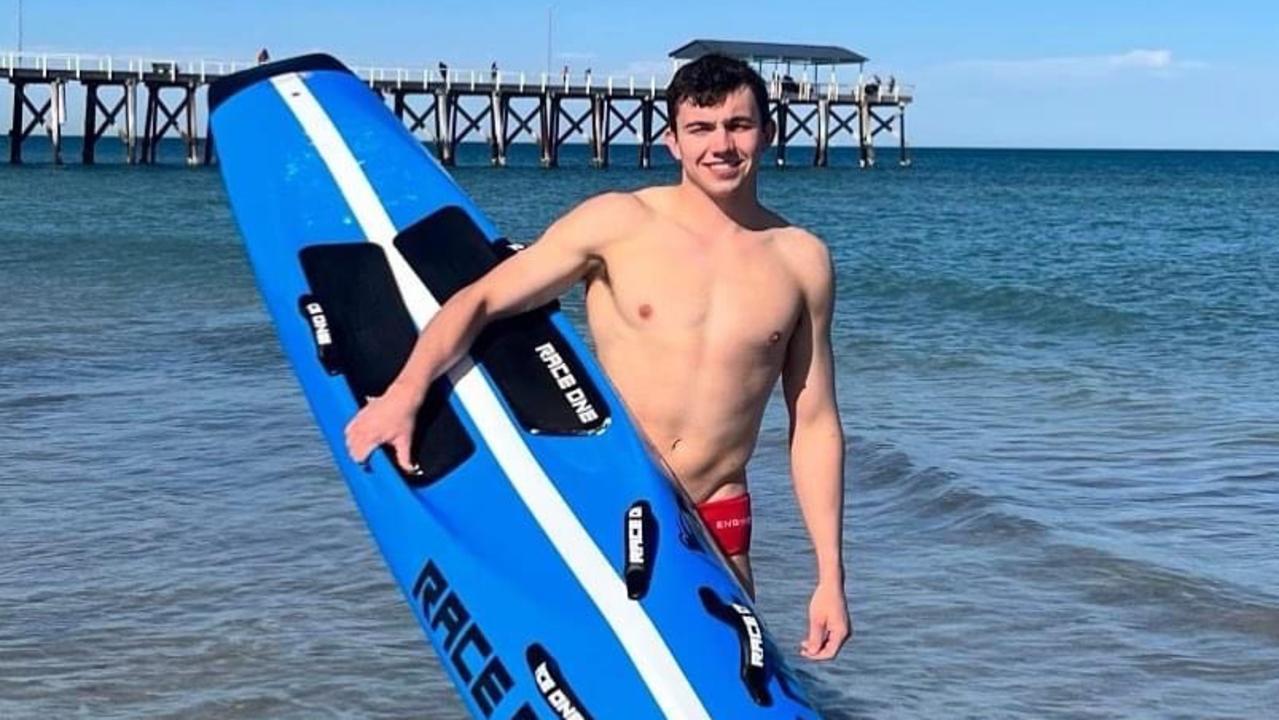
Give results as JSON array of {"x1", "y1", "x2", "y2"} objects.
[{"x1": 668, "y1": 39, "x2": 868, "y2": 70}]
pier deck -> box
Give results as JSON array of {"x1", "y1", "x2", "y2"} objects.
[{"x1": 2, "y1": 51, "x2": 913, "y2": 168}]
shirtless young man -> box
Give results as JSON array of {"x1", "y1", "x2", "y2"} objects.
[{"x1": 345, "y1": 54, "x2": 850, "y2": 660}]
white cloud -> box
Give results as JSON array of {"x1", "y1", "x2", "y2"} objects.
[
  {"x1": 944, "y1": 49, "x2": 1205, "y2": 80},
  {"x1": 1110, "y1": 49, "x2": 1173, "y2": 69}
]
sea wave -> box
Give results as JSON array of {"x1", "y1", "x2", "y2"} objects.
[{"x1": 849, "y1": 270, "x2": 1146, "y2": 335}]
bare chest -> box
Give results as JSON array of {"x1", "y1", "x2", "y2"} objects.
[{"x1": 589, "y1": 232, "x2": 803, "y2": 356}]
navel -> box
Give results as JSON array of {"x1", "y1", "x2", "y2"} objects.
[{"x1": 638, "y1": 303, "x2": 653, "y2": 320}]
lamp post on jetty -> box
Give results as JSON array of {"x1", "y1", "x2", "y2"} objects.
[{"x1": 545, "y1": 6, "x2": 552, "y2": 77}]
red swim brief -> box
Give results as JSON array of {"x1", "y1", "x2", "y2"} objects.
[{"x1": 696, "y1": 492, "x2": 752, "y2": 556}]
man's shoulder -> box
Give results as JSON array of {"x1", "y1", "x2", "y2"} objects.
[
  {"x1": 578, "y1": 188, "x2": 663, "y2": 217},
  {"x1": 547, "y1": 191, "x2": 655, "y2": 253},
  {"x1": 754, "y1": 208, "x2": 825, "y2": 256},
  {"x1": 772, "y1": 224, "x2": 833, "y2": 283}
]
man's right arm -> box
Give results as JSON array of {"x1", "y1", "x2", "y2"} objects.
[{"x1": 344, "y1": 192, "x2": 637, "y2": 469}]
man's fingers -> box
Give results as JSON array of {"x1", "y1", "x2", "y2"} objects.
[
  {"x1": 813, "y1": 625, "x2": 844, "y2": 660},
  {"x1": 800, "y1": 611, "x2": 853, "y2": 661},
  {"x1": 811, "y1": 618, "x2": 850, "y2": 661},
  {"x1": 832, "y1": 624, "x2": 851, "y2": 653},
  {"x1": 344, "y1": 418, "x2": 377, "y2": 468},
  {"x1": 346, "y1": 408, "x2": 365, "y2": 450},
  {"x1": 351, "y1": 442, "x2": 372, "y2": 466},
  {"x1": 800, "y1": 617, "x2": 828, "y2": 657},
  {"x1": 344, "y1": 425, "x2": 363, "y2": 463},
  {"x1": 391, "y1": 435, "x2": 415, "y2": 473},
  {"x1": 345, "y1": 420, "x2": 414, "y2": 473}
]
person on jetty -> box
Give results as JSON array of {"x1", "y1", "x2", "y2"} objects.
[{"x1": 345, "y1": 54, "x2": 851, "y2": 661}]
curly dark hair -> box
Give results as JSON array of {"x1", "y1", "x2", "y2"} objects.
[{"x1": 666, "y1": 54, "x2": 771, "y2": 133}]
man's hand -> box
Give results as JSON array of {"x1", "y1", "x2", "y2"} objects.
[
  {"x1": 344, "y1": 383, "x2": 422, "y2": 472},
  {"x1": 799, "y1": 581, "x2": 851, "y2": 661}
]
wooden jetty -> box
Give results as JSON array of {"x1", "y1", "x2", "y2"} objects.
[{"x1": 1, "y1": 40, "x2": 913, "y2": 168}]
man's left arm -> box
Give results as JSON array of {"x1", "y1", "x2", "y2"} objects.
[{"x1": 781, "y1": 237, "x2": 850, "y2": 661}]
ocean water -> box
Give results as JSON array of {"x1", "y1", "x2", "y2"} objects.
[{"x1": 2, "y1": 140, "x2": 1277, "y2": 719}]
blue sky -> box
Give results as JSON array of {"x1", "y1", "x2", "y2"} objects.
[{"x1": 5, "y1": 0, "x2": 1277, "y2": 149}]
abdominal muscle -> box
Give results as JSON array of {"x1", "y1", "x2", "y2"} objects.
[{"x1": 585, "y1": 286, "x2": 784, "y2": 504}]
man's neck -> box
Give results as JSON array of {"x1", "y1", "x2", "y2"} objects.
[{"x1": 673, "y1": 177, "x2": 765, "y2": 234}]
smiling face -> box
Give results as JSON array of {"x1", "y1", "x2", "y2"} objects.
[{"x1": 664, "y1": 85, "x2": 775, "y2": 201}]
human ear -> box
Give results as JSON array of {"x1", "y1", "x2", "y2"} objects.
[{"x1": 663, "y1": 128, "x2": 682, "y2": 161}]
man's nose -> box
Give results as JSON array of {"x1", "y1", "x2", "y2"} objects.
[{"x1": 709, "y1": 125, "x2": 734, "y2": 152}]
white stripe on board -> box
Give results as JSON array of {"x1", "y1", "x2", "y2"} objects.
[{"x1": 269, "y1": 73, "x2": 711, "y2": 720}]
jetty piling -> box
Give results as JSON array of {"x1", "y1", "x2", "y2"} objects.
[
  {"x1": 8, "y1": 76, "x2": 56, "y2": 163},
  {"x1": 140, "y1": 73, "x2": 200, "y2": 165},
  {"x1": 81, "y1": 79, "x2": 134, "y2": 164}
]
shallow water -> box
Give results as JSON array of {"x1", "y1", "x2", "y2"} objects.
[{"x1": 2, "y1": 141, "x2": 1277, "y2": 718}]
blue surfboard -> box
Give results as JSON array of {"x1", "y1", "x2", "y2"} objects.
[{"x1": 209, "y1": 55, "x2": 819, "y2": 719}]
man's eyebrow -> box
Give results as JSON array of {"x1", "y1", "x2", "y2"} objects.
[{"x1": 683, "y1": 116, "x2": 756, "y2": 127}]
